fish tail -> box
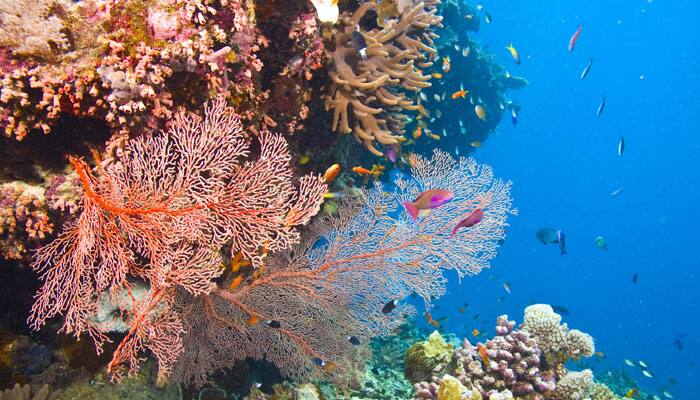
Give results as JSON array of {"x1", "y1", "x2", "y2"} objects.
[{"x1": 403, "y1": 201, "x2": 419, "y2": 221}]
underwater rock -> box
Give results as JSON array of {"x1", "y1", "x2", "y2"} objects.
[
  {"x1": 405, "y1": 331, "x2": 453, "y2": 384},
  {"x1": 437, "y1": 374, "x2": 480, "y2": 400},
  {"x1": 0, "y1": 333, "x2": 51, "y2": 385},
  {"x1": 0, "y1": 384, "x2": 60, "y2": 400}
]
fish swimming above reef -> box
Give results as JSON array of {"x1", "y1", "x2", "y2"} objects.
[
  {"x1": 597, "y1": 96, "x2": 606, "y2": 116},
  {"x1": 403, "y1": 189, "x2": 454, "y2": 221},
  {"x1": 594, "y1": 236, "x2": 608, "y2": 251},
  {"x1": 618, "y1": 136, "x2": 625, "y2": 156},
  {"x1": 382, "y1": 299, "x2": 399, "y2": 314},
  {"x1": 580, "y1": 57, "x2": 593, "y2": 79},
  {"x1": 569, "y1": 25, "x2": 583, "y2": 52},
  {"x1": 323, "y1": 163, "x2": 341, "y2": 183},
  {"x1": 536, "y1": 228, "x2": 567, "y2": 254},
  {"x1": 505, "y1": 43, "x2": 521, "y2": 65},
  {"x1": 552, "y1": 305, "x2": 570, "y2": 315},
  {"x1": 474, "y1": 105, "x2": 487, "y2": 120},
  {"x1": 624, "y1": 359, "x2": 636, "y2": 367},
  {"x1": 451, "y1": 208, "x2": 484, "y2": 236},
  {"x1": 673, "y1": 334, "x2": 686, "y2": 351}
]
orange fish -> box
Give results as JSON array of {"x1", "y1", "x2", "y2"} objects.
[
  {"x1": 451, "y1": 89, "x2": 468, "y2": 99},
  {"x1": 431, "y1": 72, "x2": 443, "y2": 79},
  {"x1": 472, "y1": 328, "x2": 480, "y2": 337},
  {"x1": 412, "y1": 123, "x2": 423, "y2": 139},
  {"x1": 425, "y1": 312, "x2": 440, "y2": 328},
  {"x1": 478, "y1": 343, "x2": 490, "y2": 365},
  {"x1": 477, "y1": 344, "x2": 489, "y2": 365},
  {"x1": 229, "y1": 274, "x2": 244, "y2": 290},
  {"x1": 322, "y1": 361, "x2": 337, "y2": 372},
  {"x1": 230, "y1": 251, "x2": 250, "y2": 273},
  {"x1": 474, "y1": 105, "x2": 487, "y2": 121},
  {"x1": 246, "y1": 314, "x2": 260, "y2": 326},
  {"x1": 442, "y1": 56, "x2": 451, "y2": 73},
  {"x1": 352, "y1": 166, "x2": 373, "y2": 175},
  {"x1": 323, "y1": 163, "x2": 341, "y2": 183}
]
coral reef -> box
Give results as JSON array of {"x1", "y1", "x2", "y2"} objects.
[
  {"x1": 411, "y1": 305, "x2": 617, "y2": 400},
  {"x1": 405, "y1": 330, "x2": 453, "y2": 384},
  {"x1": 0, "y1": 384, "x2": 59, "y2": 400},
  {"x1": 0, "y1": 0, "x2": 268, "y2": 141},
  {"x1": 521, "y1": 304, "x2": 595, "y2": 366},
  {"x1": 325, "y1": 1, "x2": 443, "y2": 156}
]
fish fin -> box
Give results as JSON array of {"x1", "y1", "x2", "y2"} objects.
[{"x1": 403, "y1": 201, "x2": 419, "y2": 221}]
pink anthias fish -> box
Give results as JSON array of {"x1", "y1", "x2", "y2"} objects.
[
  {"x1": 451, "y1": 208, "x2": 484, "y2": 237},
  {"x1": 403, "y1": 189, "x2": 454, "y2": 221},
  {"x1": 568, "y1": 25, "x2": 583, "y2": 52}
]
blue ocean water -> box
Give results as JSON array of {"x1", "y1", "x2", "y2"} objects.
[{"x1": 429, "y1": 0, "x2": 699, "y2": 398}]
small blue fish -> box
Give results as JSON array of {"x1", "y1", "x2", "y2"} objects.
[{"x1": 580, "y1": 57, "x2": 593, "y2": 80}]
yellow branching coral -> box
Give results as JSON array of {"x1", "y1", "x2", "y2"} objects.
[{"x1": 325, "y1": 1, "x2": 443, "y2": 156}]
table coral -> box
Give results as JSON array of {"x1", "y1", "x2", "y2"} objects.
[{"x1": 325, "y1": 0, "x2": 443, "y2": 156}]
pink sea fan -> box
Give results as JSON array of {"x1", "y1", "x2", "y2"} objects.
[
  {"x1": 171, "y1": 149, "x2": 515, "y2": 386},
  {"x1": 28, "y1": 98, "x2": 327, "y2": 380}
]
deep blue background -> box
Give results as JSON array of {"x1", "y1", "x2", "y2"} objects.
[{"x1": 427, "y1": 0, "x2": 699, "y2": 397}]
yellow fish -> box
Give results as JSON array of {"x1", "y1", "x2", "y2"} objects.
[
  {"x1": 431, "y1": 72, "x2": 443, "y2": 79},
  {"x1": 299, "y1": 155, "x2": 310, "y2": 165},
  {"x1": 505, "y1": 43, "x2": 521, "y2": 65},
  {"x1": 474, "y1": 105, "x2": 487, "y2": 121},
  {"x1": 412, "y1": 123, "x2": 423, "y2": 139},
  {"x1": 472, "y1": 328, "x2": 480, "y2": 337},
  {"x1": 470, "y1": 141, "x2": 481, "y2": 148}
]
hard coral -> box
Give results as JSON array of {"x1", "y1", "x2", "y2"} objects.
[
  {"x1": 325, "y1": 0, "x2": 443, "y2": 156},
  {"x1": 521, "y1": 304, "x2": 595, "y2": 366}
]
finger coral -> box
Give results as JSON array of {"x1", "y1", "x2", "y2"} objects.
[
  {"x1": 171, "y1": 149, "x2": 514, "y2": 386},
  {"x1": 28, "y1": 98, "x2": 327, "y2": 381},
  {"x1": 325, "y1": 1, "x2": 443, "y2": 156}
]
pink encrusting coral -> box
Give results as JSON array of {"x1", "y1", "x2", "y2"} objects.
[
  {"x1": 28, "y1": 98, "x2": 327, "y2": 381},
  {"x1": 170, "y1": 149, "x2": 515, "y2": 386}
]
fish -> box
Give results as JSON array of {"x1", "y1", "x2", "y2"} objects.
[
  {"x1": 557, "y1": 230, "x2": 567, "y2": 255},
  {"x1": 594, "y1": 351, "x2": 606, "y2": 359},
  {"x1": 323, "y1": 192, "x2": 345, "y2": 199},
  {"x1": 610, "y1": 187, "x2": 625, "y2": 196},
  {"x1": 503, "y1": 281, "x2": 511, "y2": 294},
  {"x1": 382, "y1": 299, "x2": 399, "y2": 314},
  {"x1": 473, "y1": 314, "x2": 480, "y2": 320},
  {"x1": 511, "y1": 108, "x2": 518, "y2": 127},
  {"x1": 626, "y1": 388, "x2": 638, "y2": 398},
  {"x1": 552, "y1": 305, "x2": 570, "y2": 315},
  {"x1": 663, "y1": 390, "x2": 674, "y2": 399},
  {"x1": 618, "y1": 136, "x2": 625, "y2": 156},
  {"x1": 465, "y1": 14, "x2": 474, "y2": 20},
  {"x1": 458, "y1": 306, "x2": 466, "y2": 314},
  {"x1": 347, "y1": 336, "x2": 361, "y2": 346},
  {"x1": 536, "y1": 228, "x2": 559, "y2": 244},
  {"x1": 569, "y1": 25, "x2": 583, "y2": 52},
  {"x1": 597, "y1": 96, "x2": 606, "y2": 116},
  {"x1": 441, "y1": 128, "x2": 447, "y2": 137},
  {"x1": 638, "y1": 360, "x2": 649, "y2": 368},
  {"x1": 505, "y1": 43, "x2": 521, "y2": 65},
  {"x1": 673, "y1": 334, "x2": 685, "y2": 351},
  {"x1": 462, "y1": 47, "x2": 471, "y2": 57},
  {"x1": 580, "y1": 57, "x2": 593, "y2": 80},
  {"x1": 594, "y1": 236, "x2": 608, "y2": 251},
  {"x1": 505, "y1": 70, "x2": 511, "y2": 79},
  {"x1": 454, "y1": 44, "x2": 461, "y2": 51},
  {"x1": 432, "y1": 72, "x2": 443, "y2": 79},
  {"x1": 265, "y1": 320, "x2": 281, "y2": 328},
  {"x1": 477, "y1": 344, "x2": 490, "y2": 364},
  {"x1": 451, "y1": 208, "x2": 484, "y2": 236},
  {"x1": 433, "y1": 94, "x2": 442, "y2": 102},
  {"x1": 497, "y1": 296, "x2": 504, "y2": 303},
  {"x1": 484, "y1": 12, "x2": 492, "y2": 24},
  {"x1": 352, "y1": 166, "x2": 373, "y2": 176},
  {"x1": 403, "y1": 189, "x2": 454, "y2": 221},
  {"x1": 299, "y1": 155, "x2": 310, "y2": 165},
  {"x1": 385, "y1": 145, "x2": 400, "y2": 163},
  {"x1": 351, "y1": 30, "x2": 368, "y2": 60},
  {"x1": 419, "y1": 92, "x2": 428, "y2": 102},
  {"x1": 451, "y1": 89, "x2": 469, "y2": 99},
  {"x1": 312, "y1": 357, "x2": 326, "y2": 367},
  {"x1": 642, "y1": 370, "x2": 654, "y2": 378},
  {"x1": 474, "y1": 105, "x2": 487, "y2": 120},
  {"x1": 228, "y1": 274, "x2": 245, "y2": 290},
  {"x1": 413, "y1": 123, "x2": 423, "y2": 139},
  {"x1": 442, "y1": 56, "x2": 451, "y2": 73},
  {"x1": 246, "y1": 314, "x2": 260, "y2": 326},
  {"x1": 624, "y1": 359, "x2": 636, "y2": 367},
  {"x1": 425, "y1": 312, "x2": 440, "y2": 328},
  {"x1": 323, "y1": 163, "x2": 341, "y2": 183},
  {"x1": 472, "y1": 328, "x2": 480, "y2": 337},
  {"x1": 632, "y1": 273, "x2": 638, "y2": 283}
]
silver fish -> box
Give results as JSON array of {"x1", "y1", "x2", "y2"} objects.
[
  {"x1": 596, "y1": 96, "x2": 606, "y2": 116},
  {"x1": 580, "y1": 57, "x2": 593, "y2": 80},
  {"x1": 618, "y1": 136, "x2": 625, "y2": 156},
  {"x1": 610, "y1": 187, "x2": 624, "y2": 196}
]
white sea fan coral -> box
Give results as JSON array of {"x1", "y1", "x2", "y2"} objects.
[{"x1": 0, "y1": 0, "x2": 70, "y2": 60}]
